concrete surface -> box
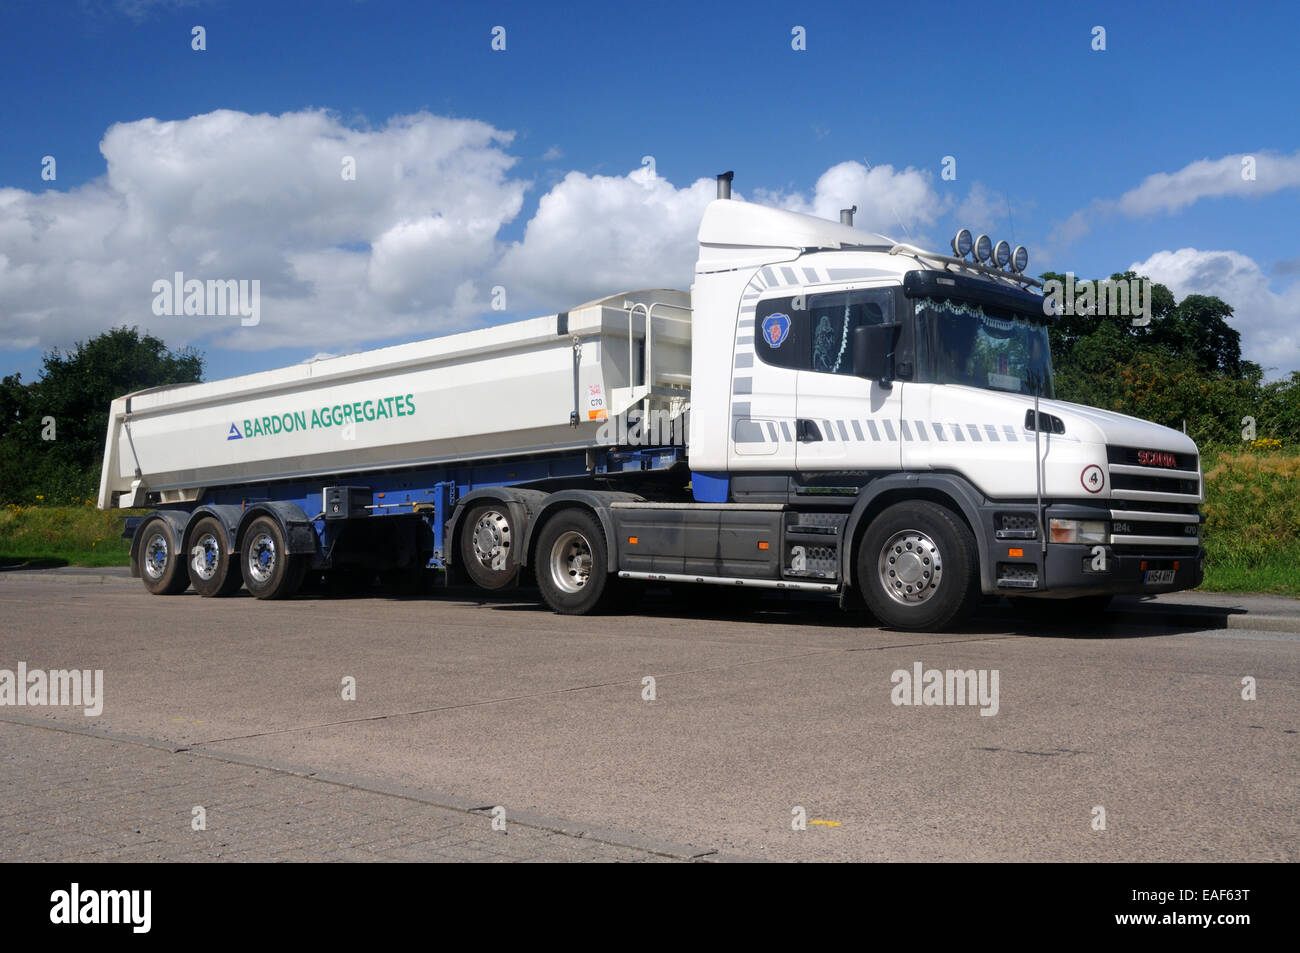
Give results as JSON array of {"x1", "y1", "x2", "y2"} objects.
[{"x1": 1, "y1": 568, "x2": 1296, "y2": 862}]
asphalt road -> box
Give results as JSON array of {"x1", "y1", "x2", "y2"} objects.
[{"x1": 2, "y1": 570, "x2": 1296, "y2": 862}]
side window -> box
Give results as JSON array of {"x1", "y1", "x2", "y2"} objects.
[
  {"x1": 807, "y1": 289, "x2": 893, "y2": 375},
  {"x1": 754, "y1": 295, "x2": 809, "y2": 370},
  {"x1": 755, "y1": 287, "x2": 894, "y2": 373}
]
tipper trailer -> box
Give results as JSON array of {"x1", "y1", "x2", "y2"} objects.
[{"x1": 101, "y1": 173, "x2": 1206, "y2": 631}]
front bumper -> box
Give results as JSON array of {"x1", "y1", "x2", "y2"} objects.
[
  {"x1": 978, "y1": 501, "x2": 1204, "y2": 597},
  {"x1": 1040, "y1": 542, "x2": 1204, "y2": 597}
]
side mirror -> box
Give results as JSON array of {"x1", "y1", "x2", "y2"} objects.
[{"x1": 853, "y1": 323, "x2": 901, "y2": 387}]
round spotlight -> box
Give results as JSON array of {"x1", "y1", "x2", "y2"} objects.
[
  {"x1": 951, "y1": 228, "x2": 973, "y2": 259},
  {"x1": 974, "y1": 234, "x2": 993, "y2": 263},
  {"x1": 1012, "y1": 245, "x2": 1029, "y2": 273},
  {"x1": 994, "y1": 240, "x2": 1011, "y2": 269}
]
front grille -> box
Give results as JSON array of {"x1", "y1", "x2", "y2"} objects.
[
  {"x1": 1106, "y1": 445, "x2": 1202, "y2": 504},
  {"x1": 1106, "y1": 445, "x2": 1203, "y2": 549},
  {"x1": 1108, "y1": 519, "x2": 1202, "y2": 539},
  {"x1": 1110, "y1": 472, "x2": 1201, "y2": 495},
  {"x1": 1106, "y1": 446, "x2": 1198, "y2": 470},
  {"x1": 1110, "y1": 499, "x2": 1200, "y2": 515}
]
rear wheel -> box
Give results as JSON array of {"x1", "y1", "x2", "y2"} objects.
[
  {"x1": 459, "y1": 503, "x2": 519, "y2": 590},
  {"x1": 138, "y1": 518, "x2": 189, "y2": 595},
  {"x1": 187, "y1": 516, "x2": 242, "y2": 597},
  {"x1": 857, "y1": 501, "x2": 980, "y2": 632},
  {"x1": 242, "y1": 516, "x2": 306, "y2": 600},
  {"x1": 534, "y1": 509, "x2": 619, "y2": 615}
]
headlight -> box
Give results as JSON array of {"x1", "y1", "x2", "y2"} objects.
[{"x1": 1050, "y1": 519, "x2": 1108, "y2": 544}]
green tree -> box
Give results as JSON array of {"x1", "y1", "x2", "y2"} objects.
[
  {"x1": 1042, "y1": 269, "x2": 1289, "y2": 450},
  {"x1": 1, "y1": 328, "x2": 203, "y2": 504}
]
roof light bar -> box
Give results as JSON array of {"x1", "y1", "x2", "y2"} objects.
[
  {"x1": 951, "y1": 228, "x2": 973, "y2": 259},
  {"x1": 1012, "y1": 245, "x2": 1029, "y2": 273},
  {"x1": 993, "y1": 239, "x2": 1012, "y2": 269}
]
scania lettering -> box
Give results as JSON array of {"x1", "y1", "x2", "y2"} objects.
[{"x1": 100, "y1": 172, "x2": 1205, "y2": 631}]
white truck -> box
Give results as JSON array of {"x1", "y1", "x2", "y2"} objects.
[{"x1": 100, "y1": 172, "x2": 1205, "y2": 631}]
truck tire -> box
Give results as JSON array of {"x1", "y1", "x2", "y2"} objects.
[
  {"x1": 857, "y1": 501, "x2": 980, "y2": 632},
  {"x1": 242, "y1": 516, "x2": 306, "y2": 600},
  {"x1": 186, "y1": 516, "x2": 243, "y2": 597},
  {"x1": 138, "y1": 517, "x2": 189, "y2": 595},
  {"x1": 459, "y1": 503, "x2": 519, "y2": 590},
  {"x1": 534, "y1": 508, "x2": 618, "y2": 615}
]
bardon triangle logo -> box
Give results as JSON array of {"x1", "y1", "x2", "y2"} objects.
[{"x1": 227, "y1": 423, "x2": 242, "y2": 440}]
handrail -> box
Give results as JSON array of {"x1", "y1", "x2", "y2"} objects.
[{"x1": 625, "y1": 299, "x2": 679, "y2": 392}]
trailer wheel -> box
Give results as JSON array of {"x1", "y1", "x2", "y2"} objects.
[
  {"x1": 186, "y1": 516, "x2": 243, "y2": 597},
  {"x1": 459, "y1": 503, "x2": 519, "y2": 590},
  {"x1": 857, "y1": 501, "x2": 979, "y2": 632},
  {"x1": 242, "y1": 516, "x2": 306, "y2": 600},
  {"x1": 535, "y1": 509, "x2": 618, "y2": 615},
  {"x1": 138, "y1": 518, "x2": 189, "y2": 595}
]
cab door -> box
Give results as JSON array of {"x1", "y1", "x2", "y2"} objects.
[{"x1": 795, "y1": 285, "x2": 903, "y2": 472}]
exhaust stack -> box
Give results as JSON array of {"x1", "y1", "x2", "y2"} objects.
[
  {"x1": 716, "y1": 170, "x2": 734, "y2": 200},
  {"x1": 840, "y1": 205, "x2": 857, "y2": 226}
]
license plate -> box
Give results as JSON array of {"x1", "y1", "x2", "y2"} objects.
[{"x1": 1144, "y1": 569, "x2": 1176, "y2": 585}]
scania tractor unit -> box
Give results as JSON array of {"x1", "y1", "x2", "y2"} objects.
[{"x1": 99, "y1": 172, "x2": 1206, "y2": 631}]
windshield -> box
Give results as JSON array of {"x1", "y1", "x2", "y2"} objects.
[{"x1": 916, "y1": 296, "x2": 1053, "y2": 397}]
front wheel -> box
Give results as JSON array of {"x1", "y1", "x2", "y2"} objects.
[
  {"x1": 857, "y1": 501, "x2": 980, "y2": 632},
  {"x1": 534, "y1": 509, "x2": 619, "y2": 615}
]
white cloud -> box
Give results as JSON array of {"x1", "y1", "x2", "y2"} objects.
[
  {"x1": 495, "y1": 160, "x2": 948, "y2": 315},
  {"x1": 1050, "y1": 149, "x2": 1300, "y2": 248},
  {"x1": 104, "y1": 0, "x2": 199, "y2": 21},
  {"x1": 1118, "y1": 151, "x2": 1300, "y2": 216},
  {"x1": 1130, "y1": 247, "x2": 1300, "y2": 377},
  {"x1": 0, "y1": 115, "x2": 956, "y2": 364},
  {"x1": 750, "y1": 160, "x2": 945, "y2": 239},
  {"x1": 0, "y1": 108, "x2": 526, "y2": 351},
  {"x1": 496, "y1": 165, "x2": 717, "y2": 310},
  {"x1": 953, "y1": 183, "x2": 1005, "y2": 235}
]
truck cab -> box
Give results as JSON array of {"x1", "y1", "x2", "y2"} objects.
[{"x1": 676, "y1": 192, "x2": 1204, "y2": 627}]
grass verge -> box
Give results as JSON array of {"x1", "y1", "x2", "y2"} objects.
[
  {"x1": 1200, "y1": 448, "x2": 1300, "y2": 596},
  {"x1": 0, "y1": 503, "x2": 139, "y2": 568}
]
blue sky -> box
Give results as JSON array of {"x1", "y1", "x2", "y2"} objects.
[{"x1": 2, "y1": 0, "x2": 1298, "y2": 382}]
